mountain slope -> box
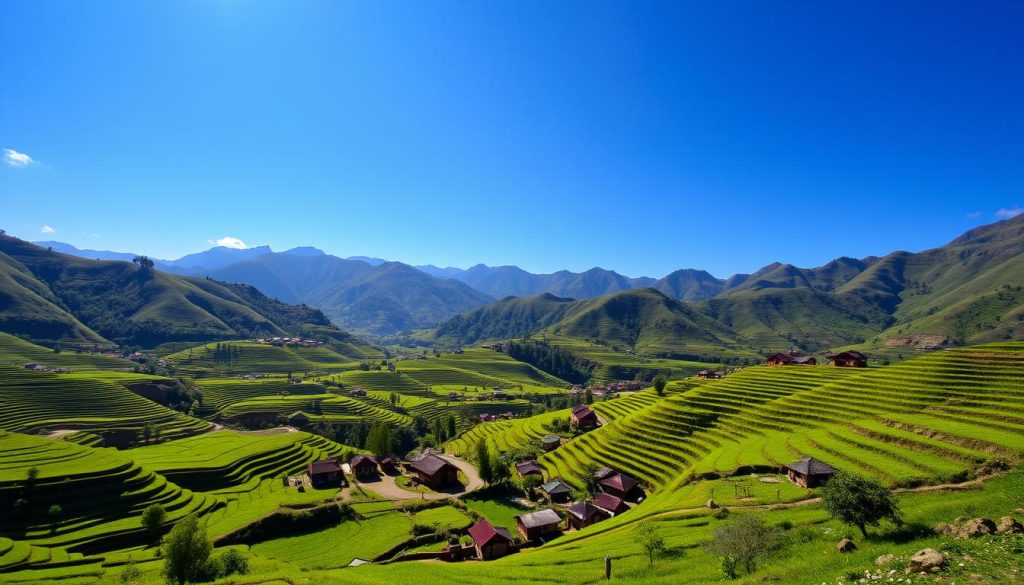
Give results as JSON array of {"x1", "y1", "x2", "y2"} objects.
[
  {"x1": 0, "y1": 235, "x2": 374, "y2": 350},
  {"x1": 418, "y1": 264, "x2": 653, "y2": 300}
]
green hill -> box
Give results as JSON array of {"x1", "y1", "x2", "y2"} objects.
[{"x1": 0, "y1": 235, "x2": 377, "y2": 350}]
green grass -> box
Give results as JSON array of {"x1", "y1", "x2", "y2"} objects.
[{"x1": 165, "y1": 341, "x2": 360, "y2": 375}]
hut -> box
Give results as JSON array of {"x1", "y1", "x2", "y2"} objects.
[
  {"x1": 408, "y1": 452, "x2": 460, "y2": 489},
  {"x1": 514, "y1": 508, "x2": 562, "y2": 541},
  {"x1": 766, "y1": 352, "x2": 817, "y2": 366},
  {"x1": 349, "y1": 455, "x2": 379, "y2": 478},
  {"x1": 378, "y1": 455, "x2": 399, "y2": 474},
  {"x1": 593, "y1": 492, "x2": 629, "y2": 516},
  {"x1": 540, "y1": 435, "x2": 561, "y2": 451},
  {"x1": 541, "y1": 478, "x2": 573, "y2": 503},
  {"x1": 785, "y1": 457, "x2": 838, "y2": 488},
  {"x1": 307, "y1": 459, "x2": 343, "y2": 488},
  {"x1": 571, "y1": 405, "x2": 599, "y2": 428},
  {"x1": 285, "y1": 411, "x2": 310, "y2": 426},
  {"x1": 827, "y1": 351, "x2": 868, "y2": 368},
  {"x1": 566, "y1": 501, "x2": 609, "y2": 530},
  {"x1": 696, "y1": 369, "x2": 721, "y2": 379},
  {"x1": 514, "y1": 460, "x2": 544, "y2": 479},
  {"x1": 599, "y1": 472, "x2": 638, "y2": 500},
  {"x1": 468, "y1": 520, "x2": 514, "y2": 560}
]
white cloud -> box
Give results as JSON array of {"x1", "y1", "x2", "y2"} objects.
[
  {"x1": 216, "y1": 236, "x2": 248, "y2": 249},
  {"x1": 40, "y1": 225, "x2": 55, "y2": 234},
  {"x1": 995, "y1": 207, "x2": 1023, "y2": 219},
  {"x1": 3, "y1": 148, "x2": 34, "y2": 167},
  {"x1": 965, "y1": 211, "x2": 982, "y2": 219}
]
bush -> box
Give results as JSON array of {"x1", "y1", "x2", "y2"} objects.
[
  {"x1": 218, "y1": 548, "x2": 249, "y2": 577},
  {"x1": 162, "y1": 515, "x2": 212, "y2": 585},
  {"x1": 706, "y1": 515, "x2": 784, "y2": 576},
  {"x1": 141, "y1": 503, "x2": 167, "y2": 538},
  {"x1": 820, "y1": 472, "x2": 902, "y2": 538}
]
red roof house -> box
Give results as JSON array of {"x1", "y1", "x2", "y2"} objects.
[
  {"x1": 571, "y1": 405, "x2": 599, "y2": 428},
  {"x1": 599, "y1": 473, "x2": 638, "y2": 500},
  {"x1": 468, "y1": 519, "x2": 514, "y2": 560}
]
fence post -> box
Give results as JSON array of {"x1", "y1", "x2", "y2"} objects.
[{"x1": 605, "y1": 555, "x2": 611, "y2": 580}]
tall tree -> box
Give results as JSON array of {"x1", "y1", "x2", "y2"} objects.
[
  {"x1": 820, "y1": 472, "x2": 902, "y2": 538},
  {"x1": 162, "y1": 514, "x2": 213, "y2": 585}
]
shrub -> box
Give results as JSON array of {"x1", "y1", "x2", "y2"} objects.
[
  {"x1": 706, "y1": 515, "x2": 784, "y2": 575},
  {"x1": 141, "y1": 503, "x2": 167, "y2": 538},
  {"x1": 218, "y1": 548, "x2": 249, "y2": 577},
  {"x1": 820, "y1": 472, "x2": 902, "y2": 538},
  {"x1": 162, "y1": 515, "x2": 212, "y2": 585}
]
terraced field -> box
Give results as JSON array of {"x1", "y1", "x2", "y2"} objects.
[
  {"x1": 0, "y1": 366, "x2": 212, "y2": 442},
  {"x1": 541, "y1": 345, "x2": 1024, "y2": 496},
  {"x1": 194, "y1": 378, "x2": 328, "y2": 415},
  {"x1": 0, "y1": 332, "x2": 132, "y2": 370},
  {"x1": 445, "y1": 409, "x2": 572, "y2": 456},
  {"x1": 164, "y1": 341, "x2": 360, "y2": 375}
]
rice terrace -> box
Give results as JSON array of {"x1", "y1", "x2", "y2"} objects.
[{"x1": 3, "y1": 2, "x2": 1024, "y2": 584}]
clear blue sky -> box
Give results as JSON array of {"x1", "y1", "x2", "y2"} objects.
[{"x1": 2, "y1": 1, "x2": 1022, "y2": 278}]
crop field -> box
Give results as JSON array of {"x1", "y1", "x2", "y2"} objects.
[
  {"x1": 0, "y1": 366, "x2": 212, "y2": 441},
  {"x1": 2, "y1": 343, "x2": 1022, "y2": 585},
  {"x1": 541, "y1": 335, "x2": 718, "y2": 382},
  {"x1": 0, "y1": 332, "x2": 132, "y2": 370},
  {"x1": 164, "y1": 341, "x2": 360, "y2": 375}
]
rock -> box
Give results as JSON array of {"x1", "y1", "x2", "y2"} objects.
[
  {"x1": 958, "y1": 517, "x2": 996, "y2": 539},
  {"x1": 876, "y1": 554, "x2": 896, "y2": 565},
  {"x1": 836, "y1": 538, "x2": 856, "y2": 553},
  {"x1": 996, "y1": 516, "x2": 1023, "y2": 534},
  {"x1": 706, "y1": 499, "x2": 719, "y2": 509},
  {"x1": 934, "y1": 522, "x2": 955, "y2": 536},
  {"x1": 908, "y1": 549, "x2": 946, "y2": 573}
]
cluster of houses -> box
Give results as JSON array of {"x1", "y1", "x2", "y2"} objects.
[
  {"x1": 22, "y1": 363, "x2": 69, "y2": 373},
  {"x1": 478, "y1": 412, "x2": 517, "y2": 423},
  {"x1": 253, "y1": 337, "x2": 324, "y2": 348},
  {"x1": 765, "y1": 350, "x2": 869, "y2": 368},
  {"x1": 304, "y1": 449, "x2": 460, "y2": 492}
]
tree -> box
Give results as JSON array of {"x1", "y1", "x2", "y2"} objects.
[
  {"x1": 389, "y1": 392, "x2": 399, "y2": 407},
  {"x1": 132, "y1": 255, "x2": 155, "y2": 274},
  {"x1": 584, "y1": 388, "x2": 593, "y2": 405},
  {"x1": 366, "y1": 423, "x2": 393, "y2": 457},
  {"x1": 637, "y1": 522, "x2": 666, "y2": 566},
  {"x1": 475, "y1": 439, "x2": 494, "y2": 484},
  {"x1": 820, "y1": 472, "x2": 902, "y2": 538},
  {"x1": 218, "y1": 548, "x2": 249, "y2": 576},
  {"x1": 142, "y1": 423, "x2": 153, "y2": 445},
  {"x1": 48, "y1": 504, "x2": 62, "y2": 534},
  {"x1": 575, "y1": 461, "x2": 602, "y2": 497},
  {"x1": 652, "y1": 375, "x2": 667, "y2": 397},
  {"x1": 25, "y1": 466, "x2": 39, "y2": 493},
  {"x1": 446, "y1": 414, "x2": 457, "y2": 439},
  {"x1": 141, "y1": 503, "x2": 167, "y2": 538},
  {"x1": 162, "y1": 514, "x2": 213, "y2": 585},
  {"x1": 706, "y1": 515, "x2": 782, "y2": 576}
]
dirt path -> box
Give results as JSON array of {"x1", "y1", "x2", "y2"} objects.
[
  {"x1": 42, "y1": 429, "x2": 78, "y2": 439},
  {"x1": 358, "y1": 454, "x2": 483, "y2": 501}
]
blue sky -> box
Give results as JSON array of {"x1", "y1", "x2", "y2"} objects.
[{"x1": 2, "y1": 1, "x2": 1022, "y2": 278}]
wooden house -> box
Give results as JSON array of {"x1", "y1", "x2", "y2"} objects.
[
  {"x1": 515, "y1": 509, "x2": 562, "y2": 541},
  {"x1": 571, "y1": 405, "x2": 599, "y2": 429},
  {"x1": 541, "y1": 478, "x2": 573, "y2": 503},
  {"x1": 785, "y1": 457, "x2": 838, "y2": 488},
  {"x1": 378, "y1": 455, "x2": 399, "y2": 474},
  {"x1": 349, "y1": 455, "x2": 379, "y2": 478},
  {"x1": 515, "y1": 460, "x2": 544, "y2": 479},
  {"x1": 307, "y1": 459, "x2": 343, "y2": 488},
  {"x1": 285, "y1": 411, "x2": 310, "y2": 426},
  {"x1": 468, "y1": 520, "x2": 514, "y2": 560},
  {"x1": 599, "y1": 472, "x2": 639, "y2": 500},
  {"x1": 566, "y1": 501, "x2": 609, "y2": 530},
  {"x1": 696, "y1": 369, "x2": 721, "y2": 379},
  {"x1": 593, "y1": 492, "x2": 630, "y2": 516},
  {"x1": 766, "y1": 352, "x2": 817, "y2": 366},
  {"x1": 827, "y1": 351, "x2": 868, "y2": 368},
  {"x1": 540, "y1": 435, "x2": 561, "y2": 451},
  {"x1": 409, "y1": 452, "x2": 459, "y2": 489}
]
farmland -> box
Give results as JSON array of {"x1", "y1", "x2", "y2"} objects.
[{"x1": 0, "y1": 342, "x2": 1022, "y2": 585}]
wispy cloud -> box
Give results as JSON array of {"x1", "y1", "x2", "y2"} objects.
[
  {"x1": 216, "y1": 236, "x2": 248, "y2": 249},
  {"x1": 995, "y1": 207, "x2": 1023, "y2": 219},
  {"x1": 3, "y1": 148, "x2": 34, "y2": 167},
  {"x1": 965, "y1": 211, "x2": 982, "y2": 219},
  {"x1": 40, "y1": 225, "x2": 55, "y2": 234}
]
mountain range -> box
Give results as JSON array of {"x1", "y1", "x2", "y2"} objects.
[{"x1": 28, "y1": 214, "x2": 1024, "y2": 351}]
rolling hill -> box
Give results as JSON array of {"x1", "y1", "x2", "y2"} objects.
[
  {"x1": 0, "y1": 235, "x2": 375, "y2": 351},
  {"x1": 417, "y1": 264, "x2": 655, "y2": 299}
]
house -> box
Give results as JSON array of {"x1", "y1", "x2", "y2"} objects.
[
  {"x1": 288, "y1": 377, "x2": 303, "y2": 384},
  {"x1": 571, "y1": 405, "x2": 599, "y2": 428},
  {"x1": 350, "y1": 455, "x2": 379, "y2": 478},
  {"x1": 387, "y1": 362, "x2": 397, "y2": 372},
  {"x1": 566, "y1": 501, "x2": 610, "y2": 530},
  {"x1": 696, "y1": 369, "x2": 721, "y2": 379},
  {"x1": 448, "y1": 392, "x2": 461, "y2": 401},
  {"x1": 786, "y1": 457, "x2": 838, "y2": 488},
  {"x1": 540, "y1": 478, "x2": 573, "y2": 503},
  {"x1": 468, "y1": 519, "x2": 514, "y2": 560},
  {"x1": 541, "y1": 435, "x2": 561, "y2": 451},
  {"x1": 593, "y1": 466, "x2": 617, "y2": 481},
  {"x1": 766, "y1": 351, "x2": 817, "y2": 366},
  {"x1": 593, "y1": 492, "x2": 630, "y2": 516},
  {"x1": 408, "y1": 452, "x2": 460, "y2": 489},
  {"x1": 492, "y1": 390, "x2": 509, "y2": 400},
  {"x1": 826, "y1": 351, "x2": 868, "y2": 368},
  {"x1": 349, "y1": 387, "x2": 366, "y2": 397},
  {"x1": 515, "y1": 509, "x2": 562, "y2": 541},
  {"x1": 479, "y1": 413, "x2": 495, "y2": 423},
  {"x1": 285, "y1": 411, "x2": 310, "y2": 426},
  {"x1": 599, "y1": 473, "x2": 639, "y2": 500},
  {"x1": 307, "y1": 459, "x2": 343, "y2": 488},
  {"x1": 514, "y1": 460, "x2": 544, "y2": 479},
  {"x1": 378, "y1": 456, "x2": 399, "y2": 474}
]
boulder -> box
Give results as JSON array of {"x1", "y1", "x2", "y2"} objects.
[
  {"x1": 957, "y1": 517, "x2": 996, "y2": 539},
  {"x1": 996, "y1": 516, "x2": 1023, "y2": 534},
  {"x1": 908, "y1": 549, "x2": 945, "y2": 573},
  {"x1": 876, "y1": 553, "x2": 896, "y2": 565},
  {"x1": 836, "y1": 538, "x2": 857, "y2": 553},
  {"x1": 933, "y1": 522, "x2": 955, "y2": 536}
]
